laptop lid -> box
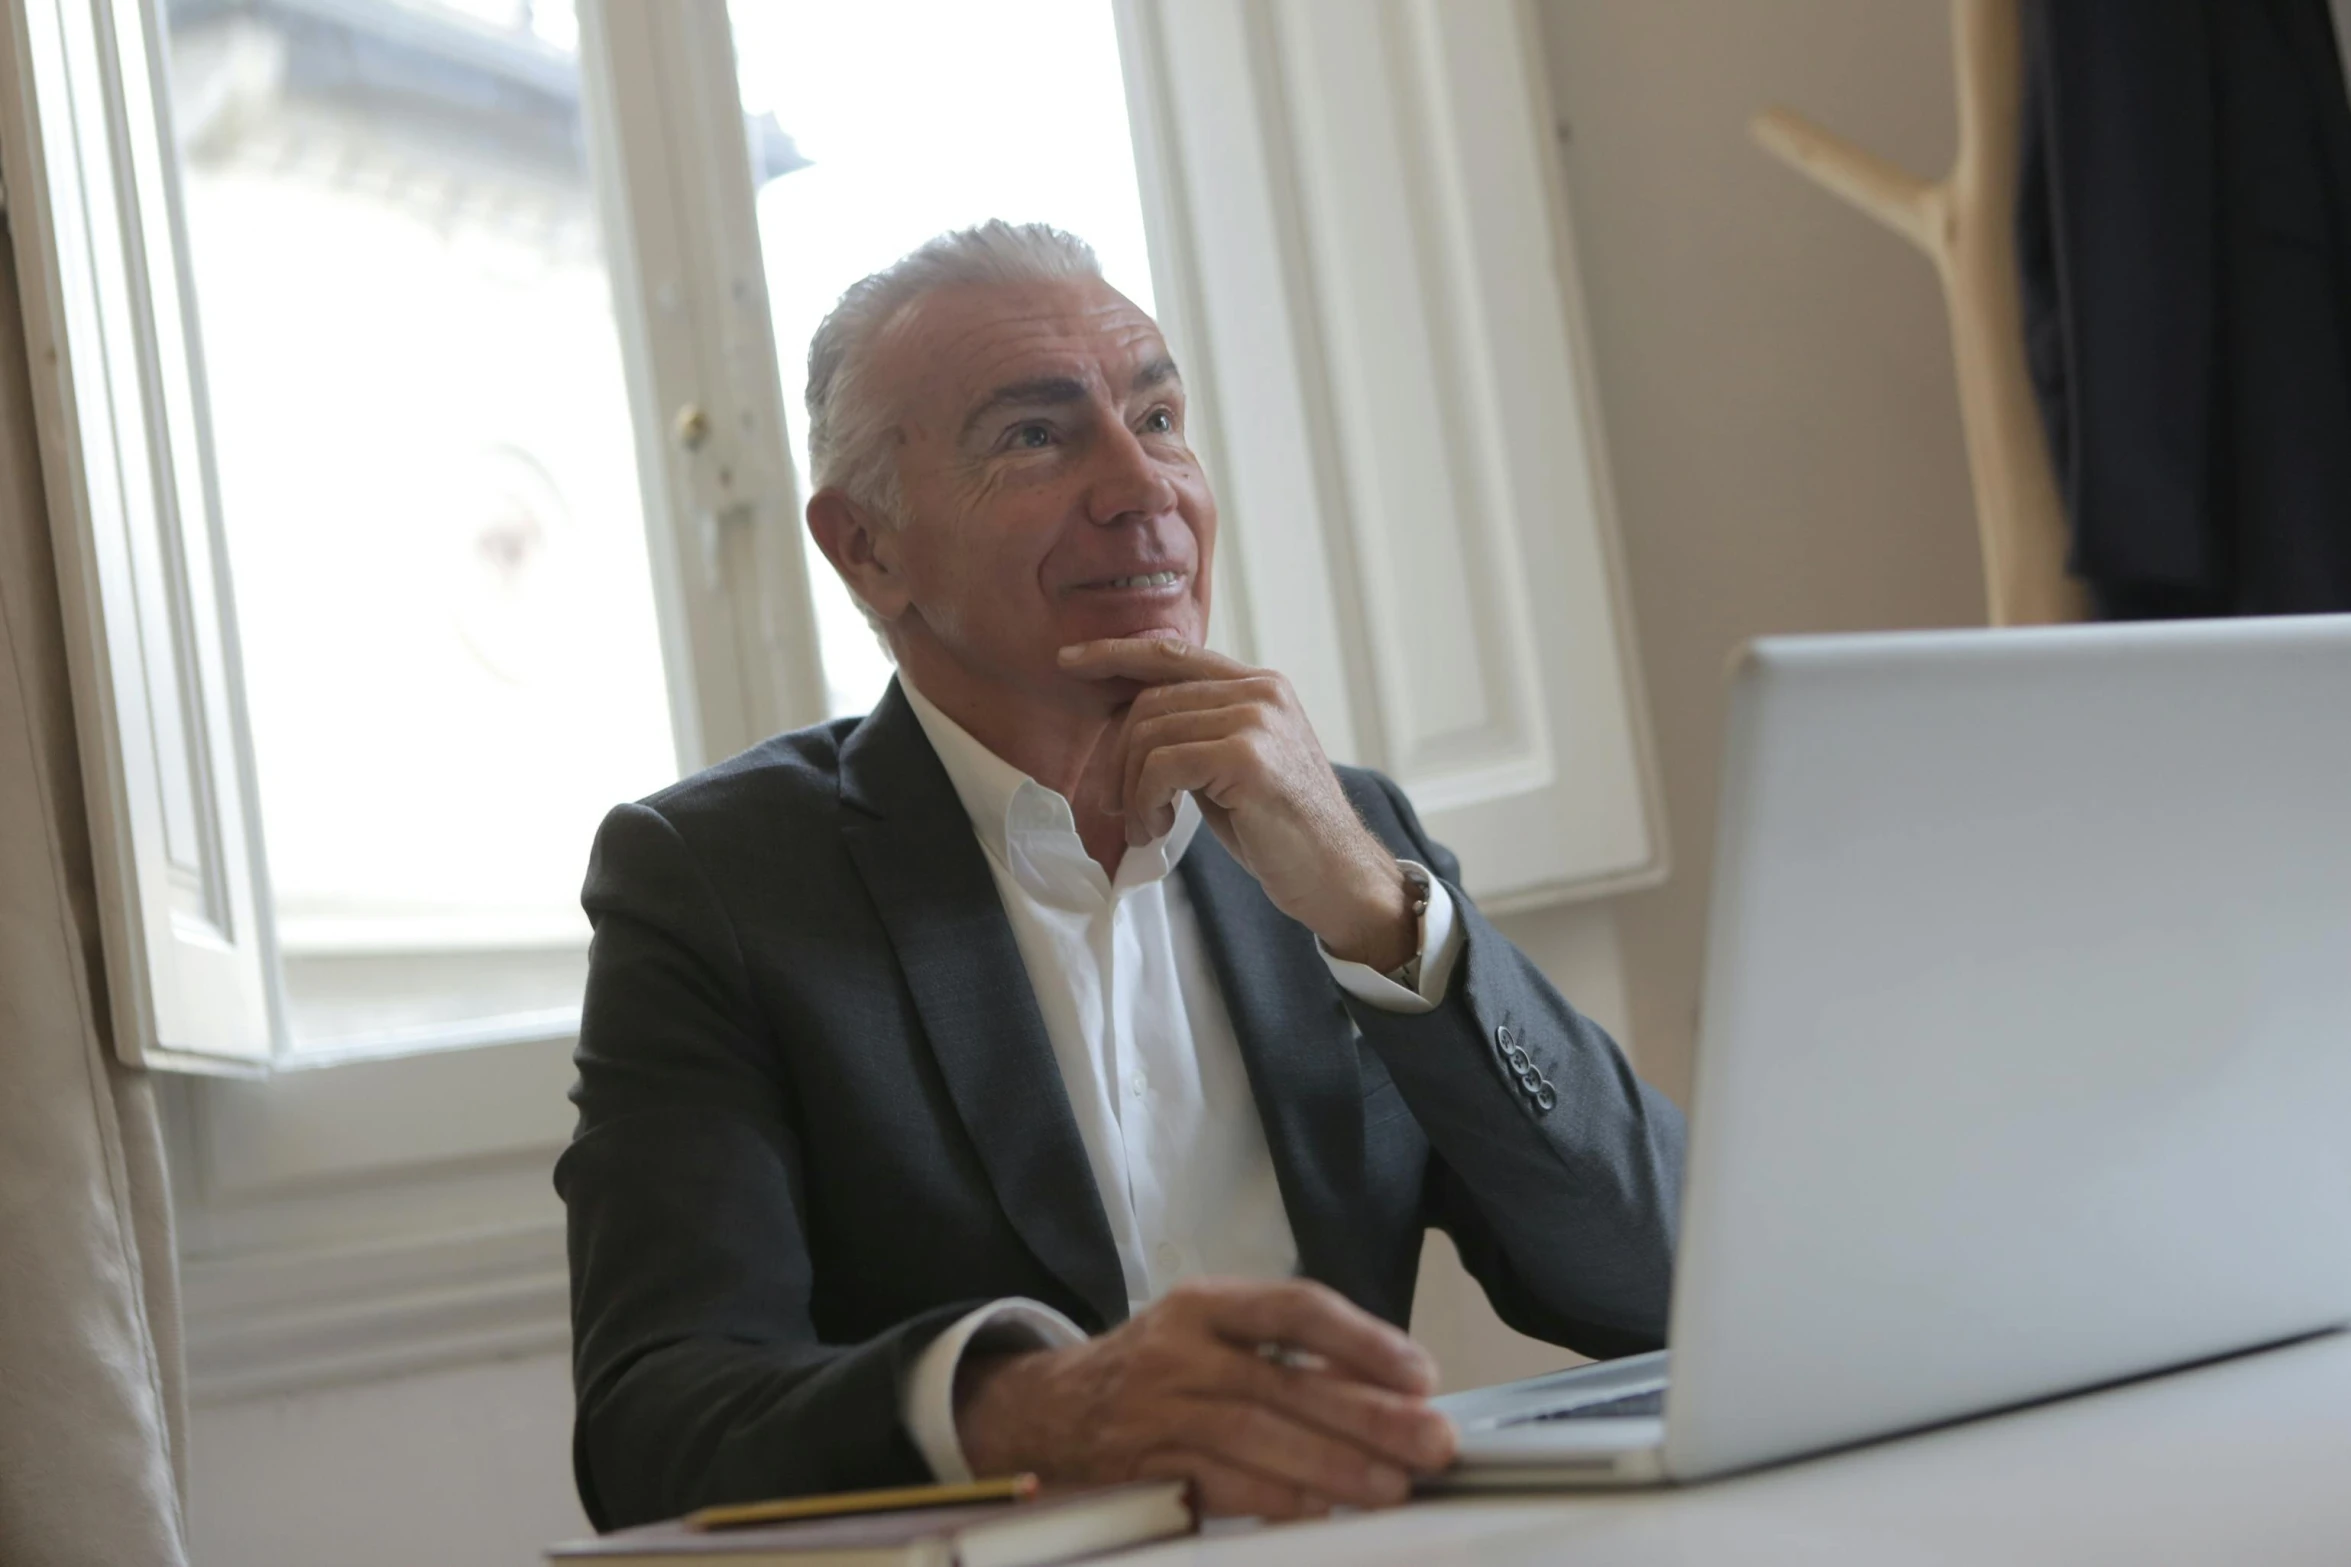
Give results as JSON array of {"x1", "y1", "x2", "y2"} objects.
[{"x1": 1661, "y1": 617, "x2": 2351, "y2": 1480}]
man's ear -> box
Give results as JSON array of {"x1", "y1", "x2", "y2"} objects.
[{"x1": 806, "y1": 489, "x2": 913, "y2": 623}]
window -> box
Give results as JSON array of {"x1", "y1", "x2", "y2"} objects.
[
  {"x1": 13, "y1": 0, "x2": 1164, "y2": 1062},
  {"x1": 4, "y1": 0, "x2": 1659, "y2": 1393},
  {"x1": 161, "y1": 0, "x2": 678, "y2": 1056}
]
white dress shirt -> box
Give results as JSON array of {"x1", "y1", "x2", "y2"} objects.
[{"x1": 894, "y1": 679, "x2": 1461, "y2": 1480}]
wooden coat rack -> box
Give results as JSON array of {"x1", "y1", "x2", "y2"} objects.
[{"x1": 1751, "y1": 0, "x2": 2087, "y2": 626}]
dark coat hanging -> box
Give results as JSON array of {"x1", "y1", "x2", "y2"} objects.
[{"x1": 2018, "y1": 0, "x2": 2351, "y2": 618}]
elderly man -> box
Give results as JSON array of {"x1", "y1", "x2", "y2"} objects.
[{"x1": 558, "y1": 221, "x2": 1683, "y2": 1530}]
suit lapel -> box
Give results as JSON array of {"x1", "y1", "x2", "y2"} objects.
[
  {"x1": 838, "y1": 683, "x2": 1128, "y2": 1330},
  {"x1": 1178, "y1": 831, "x2": 1378, "y2": 1307}
]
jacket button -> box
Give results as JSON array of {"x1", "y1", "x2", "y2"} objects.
[{"x1": 1495, "y1": 1025, "x2": 1514, "y2": 1051}]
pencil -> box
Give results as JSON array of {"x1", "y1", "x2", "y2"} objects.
[{"x1": 685, "y1": 1473, "x2": 1041, "y2": 1531}]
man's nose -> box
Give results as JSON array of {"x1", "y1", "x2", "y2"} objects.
[{"x1": 1087, "y1": 421, "x2": 1179, "y2": 524}]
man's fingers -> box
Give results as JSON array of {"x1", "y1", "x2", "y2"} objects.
[
  {"x1": 1217, "y1": 1349, "x2": 1459, "y2": 1474},
  {"x1": 1116, "y1": 706, "x2": 1254, "y2": 813},
  {"x1": 1120, "y1": 675, "x2": 1286, "y2": 720},
  {"x1": 1058, "y1": 637, "x2": 1254, "y2": 685},
  {"x1": 1196, "y1": 1279, "x2": 1441, "y2": 1396},
  {"x1": 1127, "y1": 740, "x2": 1257, "y2": 845},
  {"x1": 1135, "y1": 1451, "x2": 1326, "y2": 1522},
  {"x1": 1165, "y1": 1397, "x2": 1413, "y2": 1511}
]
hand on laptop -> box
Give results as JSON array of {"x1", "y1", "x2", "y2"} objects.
[{"x1": 954, "y1": 1277, "x2": 1460, "y2": 1518}]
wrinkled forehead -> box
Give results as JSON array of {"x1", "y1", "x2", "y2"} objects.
[{"x1": 874, "y1": 277, "x2": 1175, "y2": 431}]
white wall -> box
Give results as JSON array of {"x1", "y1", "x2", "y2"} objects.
[
  {"x1": 184, "y1": 3, "x2": 1995, "y2": 1560},
  {"x1": 188, "y1": 1354, "x2": 584, "y2": 1567},
  {"x1": 1534, "y1": 0, "x2": 1992, "y2": 1104}
]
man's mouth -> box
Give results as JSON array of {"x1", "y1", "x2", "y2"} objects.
[{"x1": 1081, "y1": 570, "x2": 1185, "y2": 591}]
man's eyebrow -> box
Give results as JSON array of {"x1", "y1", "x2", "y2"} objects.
[
  {"x1": 1131, "y1": 356, "x2": 1181, "y2": 394},
  {"x1": 960, "y1": 376, "x2": 1087, "y2": 439}
]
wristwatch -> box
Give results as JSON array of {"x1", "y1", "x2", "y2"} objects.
[{"x1": 1384, "y1": 861, "x2": 1434, "y2": 990}]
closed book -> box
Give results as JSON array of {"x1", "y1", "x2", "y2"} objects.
[{"x1": 544, "y1": 1480, "x2": 1197, "y2": 1567}]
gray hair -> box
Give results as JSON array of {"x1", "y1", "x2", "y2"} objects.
[{"x1": 805, "y1": 220, "x2": 1105, "y2": 527}]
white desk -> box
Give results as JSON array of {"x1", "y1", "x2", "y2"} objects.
[{"x1": 1118, "y1": 1329, "x2": 2351, "y2": 1565}]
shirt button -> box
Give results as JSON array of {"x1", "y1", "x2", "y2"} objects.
[
  {"x1": 1128, "y1": 1071, "x2": 1148, "y2": 1097},
  {"x1": 1154, "y1": 1241, "x2": 1183, "y2": 1274}
]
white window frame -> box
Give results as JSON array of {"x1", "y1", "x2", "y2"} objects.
[
  {"x1": 1121, "y1": 0, "x2": 1663, "y2": 912},
  {"x1": 5, "y1": 0, "x2": 1660, "y2": 1398},
  {"x1": 576, "y1": 0, "x2": 830, "y2": 771},
  {"x1": 1, "y1": 0, "x2": 277, "y2": 1075}
]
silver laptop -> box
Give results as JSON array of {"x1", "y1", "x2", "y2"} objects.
[{"x1": 1437, "y1": 616, "x2": 2351, "y2": 1487}]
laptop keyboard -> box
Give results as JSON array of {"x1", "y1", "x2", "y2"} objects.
[{"x1": 1510, "y1": 1387, "x2": 1667, "y2": 1424}]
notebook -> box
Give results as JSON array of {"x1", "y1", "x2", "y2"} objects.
[{"x1": 544, "y1": 1480, "x2": 1197, "y2": 1567}]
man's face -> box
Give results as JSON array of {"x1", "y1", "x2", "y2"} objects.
[{"x1": 864, "y1": 276, "x2": 1216, "y2": 709}]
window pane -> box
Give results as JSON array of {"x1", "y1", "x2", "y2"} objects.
[
  {"x1": 162, "y1": 0, "x2": 676, "y2": 1053},
  {"x1": 728, "y1": 0, "x2": 1158, "y2": 719}
]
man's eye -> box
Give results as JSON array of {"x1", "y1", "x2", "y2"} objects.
[
  {"x1": 1010, "y1": 422, "x2": 1055, "y2": 450},
  {"x1": 1142, "y1": 408, "x2": 1175, "y2": 434}
]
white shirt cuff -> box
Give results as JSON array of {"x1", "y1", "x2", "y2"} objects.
[
  {"x1": 902, "y1": 1298, "x2": 1087, "y2": 1481},
  {"x1": 1320, "y1": 864, "x2": 1462, "y2": 1015}
]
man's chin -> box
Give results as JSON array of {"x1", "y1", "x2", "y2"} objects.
[
  {"x1": 1048, "y1": 622, "x2": 1199, "y2": 656},
  {"x1": 1082, "y1": 608, "x2": 1205, "y2": 648}
]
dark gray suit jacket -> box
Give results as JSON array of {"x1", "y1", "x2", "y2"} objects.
[{"x1": 557, "y1": 681, "x2": 1684, "y2": 1530}]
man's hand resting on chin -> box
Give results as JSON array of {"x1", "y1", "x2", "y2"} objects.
[
  {"x1": 953, "y1": 1278, "x2": 1459, "y2": 1519},
  {"x1": 1059, "y1": 638, "x2": 1420, "y2": 974}
]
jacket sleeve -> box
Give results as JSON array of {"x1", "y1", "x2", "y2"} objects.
[
  {"x1": 557, "y1": 801, "x2": 977, "y2": 1529},
  {"x1": 1342, "y1": 774, "x2": 1686, "y2": 1359}
]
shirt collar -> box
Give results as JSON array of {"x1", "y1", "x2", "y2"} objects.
[{"x1": 897, "y1": 675, "x2": 1201, "y2": 890}]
